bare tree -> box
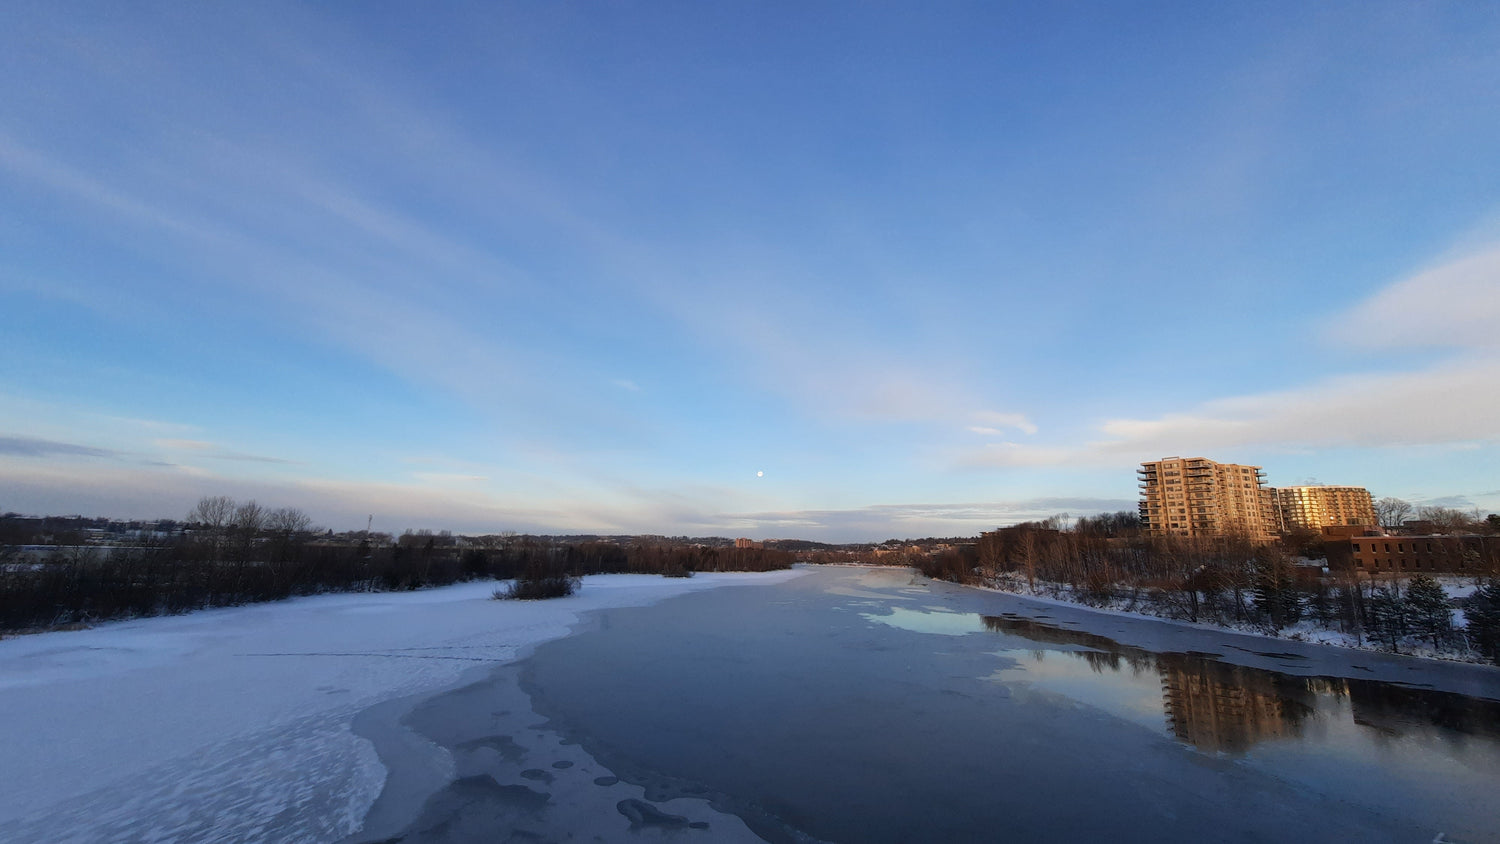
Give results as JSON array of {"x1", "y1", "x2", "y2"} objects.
[
  {"x1": 187, "y1": 496, "x2": 235, "y2": 561},
  {"x1": 1019, "y1": 530, "x2": 1038, "y2": 594},
  {"x1": 265, "y1": 507, "x2": 313, "y2": 591},
  {"x1": 224, "y1": 500, "x2": 266, "y2": 591},
  {"x1": 1374, "y1": 497, "x2": 1412, "y2": 530},
  {"x1": 187, "y1": 496, "x2": 235, "y2": 531},
  {"x1": 265, "y1": 507, "x2": 311, "y2": 535},
  {"x1": 232, "y1": 500, "x2": 265, "y2": 534},
  {"x1": 1041, "y1": 512, "x2": 1073, "y2": 531},
  {"x1": 1415, "y1": 505, "x2": 1476, "y2": 534}
]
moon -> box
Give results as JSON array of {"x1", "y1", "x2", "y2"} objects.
[{"x1": 756, "y1": 471, "x2": 764, "y2": 477}]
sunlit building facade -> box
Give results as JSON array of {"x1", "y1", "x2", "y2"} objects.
[
  {"x1": 1138, "y1": 457, "x2": 1276, "y2": 541},
  {"x1": 1271, "y1": 485, "x2": 1376, "y2": 532}
]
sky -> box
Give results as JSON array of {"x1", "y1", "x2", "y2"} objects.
[{"x1": 3, "y1": 2, "x2": 1500, "y2": 541}]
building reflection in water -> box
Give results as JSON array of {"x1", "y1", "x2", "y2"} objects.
[
  {"x1": 1157, "y1": 656, "x2": 1318, "y2": 753},
  {"x1": 980, "y1": 614, "x2": 1500, "y2": 755}
]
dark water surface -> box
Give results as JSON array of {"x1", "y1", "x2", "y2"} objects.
[
  {"x1": 516, "y1": 567, "x2": 1500, "y2": 844},
  {"x1": 372, "y1": 567, "x2": 1500, "y2": 843}
]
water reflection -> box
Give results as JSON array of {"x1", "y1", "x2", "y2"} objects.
[
  {"x1": 872, "y1": 610, "x2": 1500, "y2": 756},
  {"x1": 1158, "y1": 658, "x2": 1317, "y2": 753}
]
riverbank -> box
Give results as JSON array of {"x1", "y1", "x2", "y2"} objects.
[
  {"x1": 961, "y1": 570, "x2": 1495, "y2": 665},
  {"x1": 901, "y1": 570, "x2": 1499, "y2": 700}
]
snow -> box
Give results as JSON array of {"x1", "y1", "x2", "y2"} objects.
[
  {"x1": 0, "y1": 570, "x2": 806, "y2": 842},
  {"x1": 968, "y1": 573, "x2": 1494, "y2": 664}
]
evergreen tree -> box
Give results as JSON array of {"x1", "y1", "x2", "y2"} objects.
[
  {"x1": 1252, "y1": 554, "x2": 1302, "y2": 631},
  {"x1": 1404, "y1": 575, "x2": 1452, "y2": 648},
  {"x1": 1367, "y1": 585, "x2": 1407, "y2": 652},
  {"x1": 1466, "y1": 581, "x2": 1500, "y2": 665}
]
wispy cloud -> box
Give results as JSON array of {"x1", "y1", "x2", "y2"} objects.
[
  {"x1": 961, "y1": 246, "x2": 1500, "y2": 468},
  {"x1": 0, "y1": 436, "x2": 119, "y2": 459},
  {"x1": 154, "y1": 439, "x2": 298, "y2": 465},
  {"x1": 156, "y1": 439, "x2": 215, "y2": 451},
  {"x1": 969, "y1": 411, "x2": 1038, "y2": 436},
  {"x1": 1333, "y1": 246, "x2": 1500, "y2": 351},
  {"x1": 965, "y1": 356, "x2": 1500, "y2": 468},
  {"x1": 1416, "y1": 495, "x2": 1475, "y2": 509},
  {"x1": 411, "y1": 472, "x2": 489, "y2": 484}
]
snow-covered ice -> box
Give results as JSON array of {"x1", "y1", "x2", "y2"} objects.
[{"x1": 0, "y1": 570, "x2": 806, "y2": 842}]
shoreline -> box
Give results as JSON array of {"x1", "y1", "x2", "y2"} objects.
[
  {"x1": 960, "y1": 574, "x2": 1494, "y2": 665},
  {"x1": 893, "y1": 570, "x2": 1500, "y2": 701}
]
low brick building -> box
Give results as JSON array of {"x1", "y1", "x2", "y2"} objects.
[{"x1": 1325, "y1": 530, "x2": 1499, "y2": 575}]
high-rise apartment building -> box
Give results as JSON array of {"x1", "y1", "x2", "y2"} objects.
[
  {"x1": 1138, "y1": 457, "x2": 1276, "y2": 541},
  {"x1": 1270, "y1": 485, "x2": 1376, "y2": 533}
]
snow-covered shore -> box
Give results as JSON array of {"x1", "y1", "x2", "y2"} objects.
[
  {"x1": 0, "y1": 570, "x2": 806, "y2": 842},
  {"x1": 967, "y1": 573, "x2": 1494, "y2": 665}
]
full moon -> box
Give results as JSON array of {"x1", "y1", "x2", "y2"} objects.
[{"x1": 756, "y1": 471, "x2": 764, "y2": 477}]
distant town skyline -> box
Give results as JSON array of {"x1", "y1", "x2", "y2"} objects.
[{"x1": 3, "y1": 2, "x2": 1499, "y2": 541}]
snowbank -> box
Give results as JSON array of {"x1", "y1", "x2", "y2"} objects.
[
  {"x1": 968, "y1": 573, "x2": 1493, "y2": 665},
  {"x1": 0, "y1": 570, "x2": 806, "y2": 842}
]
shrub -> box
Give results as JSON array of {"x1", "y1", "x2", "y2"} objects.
[
  {"x1": 1405, "y1": 575, "x2": 1453, "y2": 648},
  {"x1": 497, "y1": 559, "x2": 578, "y2": 600},
  {"x1": 498, "y1": 575, "x2": 577, "y2": 600}
]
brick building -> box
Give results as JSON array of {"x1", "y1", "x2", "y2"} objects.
[{"x1": 1324, "y1": 531, "x2": 1499, "y2": 575}]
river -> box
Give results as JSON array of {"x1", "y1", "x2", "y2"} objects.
[{"x1": 357, "y1": 566, "x2": 1500, "y2": 843}]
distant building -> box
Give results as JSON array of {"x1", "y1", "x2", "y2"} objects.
[
  {"x1": 1138, "y1": 457, "x2": 1276, "y2": 541},
  {"x1": 734, "y1": 537, "x2": 763, "y2": 549},
  {"x1": 1271, "y1": 486, "x2": 1377, "y2": 533}
]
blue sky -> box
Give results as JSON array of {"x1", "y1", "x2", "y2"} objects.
[{"x1": 3, "y1": 1, "x2": 1499, "y2": 541}]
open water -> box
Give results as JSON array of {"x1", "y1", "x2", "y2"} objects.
[{"x1": 377, "y1": 566, "x2": 1500, "y2": 843}]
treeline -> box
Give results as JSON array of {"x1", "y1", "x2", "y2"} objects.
[
  {"x1": 1374, "y1": 498, "x2": 1500, "y2": 534},
  {"x1": 906, "y1": 514, "x2": 1500, "y2": 663},
  {"x1": 0, "y1": 498, "x2": 792, "y2": 633}
]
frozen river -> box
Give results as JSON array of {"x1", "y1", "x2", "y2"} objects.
[
  {"x1": 376, "y1": 566, "x2": 1500, "y2": 843},
  {"x1": 10, "y1": 565, "x2": 1493, "y2": 842}
]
